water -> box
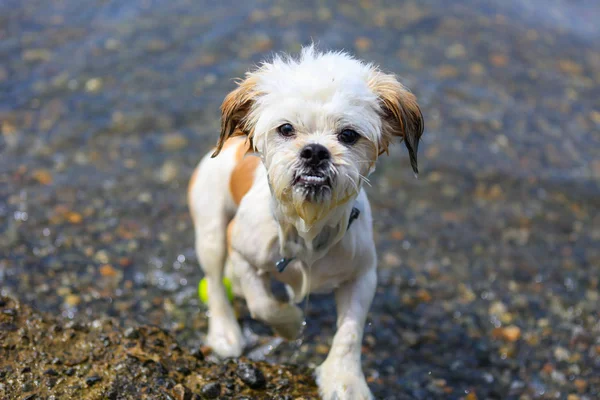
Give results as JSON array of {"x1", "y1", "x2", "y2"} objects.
[{"x1": 1, "y1": 0, "x2": 599, "y2": 398}]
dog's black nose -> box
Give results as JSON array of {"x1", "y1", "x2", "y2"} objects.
[{"x1": 300, "y1": 143, "x2": 330, "y2": 166}]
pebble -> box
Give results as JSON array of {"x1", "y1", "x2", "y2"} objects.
[
  {"x1": 553, "y1": 346, "x2": 570, "y2": 362},
  {"x1": 158, "y1": 161, "x2": 179, "y2": 182},
  {"x1": 200, "y1": 382, "x2": 221, "y2": 398},
  {"x1": 124, "y1": 327, "x2": 140, "y2": 339},
  {"x1": 22, "y1": 48, "x2": 51, "y2": 62},
  {"x1": 236, "y1": 363, "x2": 266, "y2": 389},
  {"x1": 85, "y1": 375, "x2": 102, "y2": 386},
  {"x1": 43, "y1": 368, "x2": 58, "y2": 376},
  {"x1": 190, "y1": 348, "x2": 205, "y2": 361},
  {"x1": 85, "y1": 78, "x2": 103, "y2": 93},
  {"x1": 99, "y1": 264, "x2": 118, "y2": 278},
  {"x1": 496, "y1": 325, "x2": 521, "y2": 342},
  {"x1": 171, "y1": 383, "x2": 192, "y2": 400},
  {"x1": 355, "y1": 37, "x2": 372, "y2": 51},
  {"x1": 162, "y1": 133, "x2": 188, "y2": 151},
  {"x1": 64, "y1": 295, "x2": 81, "y2": 307}
]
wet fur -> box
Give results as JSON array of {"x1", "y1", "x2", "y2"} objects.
[{"x1": 189, "y1": 46, "x2": 423, "y2": 400}]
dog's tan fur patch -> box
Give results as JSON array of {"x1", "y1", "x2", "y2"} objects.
[{"x1": 229, "y1": 139, "x2": 260, "y2": 206}]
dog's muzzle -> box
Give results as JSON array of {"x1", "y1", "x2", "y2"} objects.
[{"x1": 292, "y1": 144, "x2": 333, "y2": 194}]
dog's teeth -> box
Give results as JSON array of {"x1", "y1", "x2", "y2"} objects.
[{"x1": 303, "y1": 175, "x2": 324, "y2": 182}]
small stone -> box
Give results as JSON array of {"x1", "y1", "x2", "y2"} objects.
[
  {"x1": 146, "y1": 39, "x2": 168, "y2": 52},
  {"x1": 85, "y1": 375, "x2": 102, "y2": 386},
  {"x1": 382, "y1": 251, "x2": 401, "y2": 267},
  {"x1": 190, "y1": 348, "x2": 205, "y2": 360},
  {"x1": 105, "y1": 38, "x2": 120, "y2": 50},
  {"x1": 66, "y1": 212, "x2": 83, "y2": 224},
  {"x1": 23, "y1": 48, "x2": 52, "y2": 62},
  {"x1": 85, "y1": 78, "x2": 103, "y2": 93},
  {"x1": 465, "y1": 392, "x2": 478, "y2": 400},
  {"x1": 558, "y1": 59, "x2": 583, "y2": 75},
  {"x1": 124, "y1": 327, "x2": 139, "y2": 339},
  {"x1": 200, "y1": 382, "x2": 221, "y2": 399},
  {"x1": 402, "y1": 331, "x2": 419, "y2": 347},
  {"x1": 176, "y1": 365, "x2": 191, "y2": 376},
  {"x1": 355, "y1": 37, "x2": 372, "y2": 51},
  {"x1": 470, "y1": 62, "x2": 486, "y2": 75},
  {"x1": 416, "y1": 289, "x2": 432, "y2": 303},
  {"x1": 99, "y1": 264, "x2": 118, "y2": 278},
  {"x1": 94, "y1": 250, "x2": 110, "y2": 264},
  {"x1": 162, "y1": 133, "x2": 188, "y2": 151},
  {"x1": 495, "y1": 325, "x2": 521, "y2": 342},
  {"x1": 390, "y1": 230, "x2": 404, "y2": 240},
  {"x1": 553, "y1": 346, "x2": 570, "y2": 362},
  {"x1": 317, "y1": 7, "x2": 331, "y2": 20},
  {"x1": 44, "y1": 368, "x2": 59, "y2": 376},
  {"x1": 236, "y1": 363, "x2": 266, "y2": 389},
  {"x1": 490, "y1": 53, "x2": 508, "y2": 67},
  {"x1": 64, "y1": 295, "x2": 81, "y2": 307},
  {"x1": 445, "y1": 43, "x2": 466, "y2": 59},
  {"x1": 436, "y1": 65, "x2": 459, "y2": 78},
  {"x1": 158, "y1": 161, "x2": 178, "y2": 182},
  {"x1": 32, "y1": 169, "x2": 53, "y2": 185},
  {"x1": 574, "y1": 379, "x2": 587, "y2": 393},
  {"x1": 551, "y1": 370, "x2": 566, "y2": 384},
  {"x1": 489, "y1": 301, "x2": 507, "y2": 316},
  {"x1": 172, "y1": 383, "x2": 193, "y2": 400},
  {"x1": 432, "y1": 379, "x2": 446, "y2": 387}
]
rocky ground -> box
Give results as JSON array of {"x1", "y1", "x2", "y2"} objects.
[
  {"x1": 0, "y1": 296, "x2": 318, "y2": 399},
  {"x1": 1, "y1": 0, "x2": 599, "y2": 399}
]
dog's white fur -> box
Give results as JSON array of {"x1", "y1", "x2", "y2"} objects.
[{"x1": 189, "y1": 46, "x2": 423, "y2": 399}]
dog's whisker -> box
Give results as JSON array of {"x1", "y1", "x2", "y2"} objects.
[
  {"x1": 344, "y1": 173, "x2": 361, "y2": 193},
  {"x1": 358, "y1": 174, "x2": 372, "y2": 187}
]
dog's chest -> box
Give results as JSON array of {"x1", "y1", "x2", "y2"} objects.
[{"x1": 277, "y1": 222, "x2": 342, "y2": 262}]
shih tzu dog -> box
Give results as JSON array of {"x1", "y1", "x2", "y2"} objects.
[{"x1": 188, "y1": 46, "x2": 423, "y2": 399}]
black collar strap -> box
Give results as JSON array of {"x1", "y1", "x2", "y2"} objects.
[{"x1": 276, "y1": 207, "x2": 360, "y2": 273}]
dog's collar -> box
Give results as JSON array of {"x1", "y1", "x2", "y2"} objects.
[{"x1": 276, "y1": 206, "x2": 361, "y2": 273}]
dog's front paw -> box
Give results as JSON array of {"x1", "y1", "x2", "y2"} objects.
[
  {"x1": 315, "y1": 362, "x2": 373, "y2": 400},
  {"x1": 207, "y1": 316, "x2": 244, "y2": 358},
  {"x1": 270, "y1": 304, "x2": 303, "y2": 340}
]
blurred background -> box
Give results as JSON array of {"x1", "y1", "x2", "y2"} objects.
[{"x1": 1, "y1": 0, "x2": 599, "y2": 398}]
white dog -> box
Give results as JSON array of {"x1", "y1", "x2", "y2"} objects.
[{"x1": 188, "y1": 46, "x2": 423, "y2": 399}]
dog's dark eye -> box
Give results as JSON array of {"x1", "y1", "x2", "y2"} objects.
[
  {"x1": 277, "y1": 123, "x2": 295, "y2": 137},
  {"x1": 338, "y1": 129, "x2": 360, "y2": 145}
]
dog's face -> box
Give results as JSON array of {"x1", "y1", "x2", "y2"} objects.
[{"x1": 213, "y1": 47, "x2": 423, "y2": 225}]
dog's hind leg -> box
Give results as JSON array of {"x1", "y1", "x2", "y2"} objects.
[{"x1": 189, "y1": 153, "x2": 244, "y2": 358}]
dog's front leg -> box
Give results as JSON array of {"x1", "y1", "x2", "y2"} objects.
[
  {"x1": 316, "y1": 266, "x2": 377, "y2": 400},
  {"x1": 231, "y1": 250, "x2": 304, "y2": 339}
]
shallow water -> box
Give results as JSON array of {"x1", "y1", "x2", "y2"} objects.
[{"x1": 1, "y1": 0, "x2": 599, "y2": 398}]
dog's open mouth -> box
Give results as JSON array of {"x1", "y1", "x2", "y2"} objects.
[{"x1": 293, "y1": 172, "x2": 331, "y2": 188}]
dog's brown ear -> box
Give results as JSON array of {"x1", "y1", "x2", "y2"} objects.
[
  {"x1": 370, "y1": 73, "x2": 424, "y2": 174},
  {"x1": 212, "y1": 76, "x2": 259, "y2": 157}
]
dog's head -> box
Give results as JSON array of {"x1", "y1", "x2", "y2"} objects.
[{"x1": 213, "y1": 47, "x2": 423, "y2": 225}]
